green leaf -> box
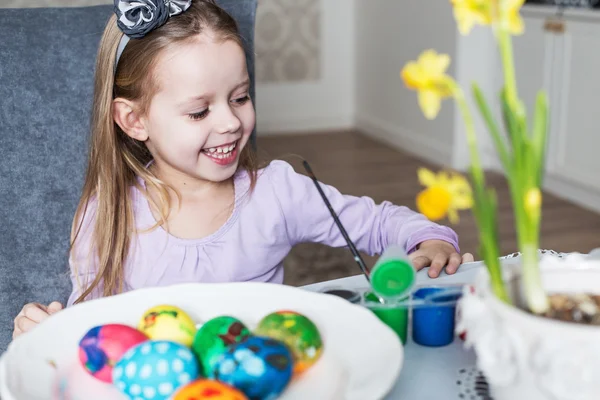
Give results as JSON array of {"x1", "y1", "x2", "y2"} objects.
[
  {"x1": 500, "y1": 88, "x2": 518, "y2": 146},
  {"x1": 531, "y1": 91, "x2": 549, "y2": 188},
  {"x1": 501, "y1": 89, "x2": 527, "y2": 178},
  {"x1": 472, "y1": 84, "x2": 512, "y2": 173},
  {"x1": 477, "y1": 187, "x2": 511, "y2": 304}
]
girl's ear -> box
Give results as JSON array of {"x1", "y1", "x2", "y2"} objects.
[{"x1": 113, "y1": 98, "x2": 149, "y2": 141}]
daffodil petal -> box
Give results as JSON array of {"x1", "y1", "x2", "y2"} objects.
[
  {"x1": 454, "y1": 7, "x2": 478, "y2": 35},
  {"x1": 416, "y1": 187, "x2": 451, "y2": 221},
  {"x1": 401, "y1": 62, "x2": 425, "y2": 90},
  {"x1": 448, "y1": 208, "x2": 460, "y2": 224},
  {"x1": 506, "y1": 0, "x2": 525, "y2": 11},
  {"x1": 418, "y1": 89, "x2": 442, "y2": 120},
  {"x1": 508, "y1": 12, "x2": 524, "y2": 35},
  {"x1": 418, "y1": 168, "x2": 438, "y2": 188},
  {"x1": 452, "y1": 0, "x2": 492, "y2": 35},
  {"x1": 452, "y1": 193, "x2": 474, "y2": 210},
  {"x1": 419, "y1": 50, "x2": 451, "y2": 77}
]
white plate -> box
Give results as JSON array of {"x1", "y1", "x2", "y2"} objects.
[{"x1": 0, "y1": 282, "x2": 402, "y2": 400}]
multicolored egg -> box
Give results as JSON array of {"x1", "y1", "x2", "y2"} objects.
[
  {"x1": 192, "y1": 316, "x2": 251, "y2": 377},
  {"x1": 138, "y1": 305, "x2": 197, "y2": 347},
  {"x1": 255, "y1": 310, "x2": 323, "y2": 374},
  {"x1": 213, "y1": 336, "x2": 293, "y2": 400},
  {"x1": 173, "y1": 379, "x2": 248, "y2": 400},
  {"x1": 78, "y1": 324, "x2": 148, "y2": 383},
  {"x1": 113, "y1": 340, "x2": 200, "y2": 400}
]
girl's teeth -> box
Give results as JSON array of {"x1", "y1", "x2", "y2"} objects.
[{"x1": 205, "y1": 142, "x2": 236, "y2": 155}]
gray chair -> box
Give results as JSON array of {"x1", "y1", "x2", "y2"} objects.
[{"x1": 0, "y1": 0, "x2": 257, "y2": 352}]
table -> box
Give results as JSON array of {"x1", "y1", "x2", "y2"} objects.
[{"x1": 301, "y1": 262, "x2": 486, "y2": 400}]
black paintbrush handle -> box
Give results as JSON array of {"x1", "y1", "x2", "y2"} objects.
[{"x1": 302, "y1": 161, "x2": 371, "y2": 282}]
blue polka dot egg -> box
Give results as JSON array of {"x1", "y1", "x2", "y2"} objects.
[
  {"x1": 214, "y1": 336, "x2": 293, "y2": 400},
  {"x1": 112, "y1": 340, "x2": 199, "y2": 400}
]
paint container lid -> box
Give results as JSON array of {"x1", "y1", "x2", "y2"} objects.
[{"x1": 370, "y1": 258, "x2": 416, "y2": 301}]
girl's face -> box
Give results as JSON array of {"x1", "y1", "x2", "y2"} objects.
[{"x1": 139, "y1": 32, "x2": 254, "y2": 184}]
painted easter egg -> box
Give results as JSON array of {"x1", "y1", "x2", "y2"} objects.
[
  {"x1": 213, "y1": 336, "x2": 293, "y2": 400},
  {"x1": 138, "y1": 305, "x2": 197, "y2": 347},
  {"x1": 78, "y1": 324, "x2": 148, "y2": 383},
  {"x1": 113, "y1": 340, "x2": 200, "y2": 400},
  {"x1": 173, "y1": 379, "x2": 248, "y2": 400},
  {"x1": 192, "y1": 316, "x2": 251, "y2": 377},
  {"x1": 255, "y1": 310, "x2": 323, "y2": 374}
]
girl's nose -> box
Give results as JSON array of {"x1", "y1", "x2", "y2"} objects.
[{"x1": 215, "y1": 106, "x2": 241, "y2": 134}]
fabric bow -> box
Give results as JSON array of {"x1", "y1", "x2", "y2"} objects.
[{"x1": 114, "y1": 0, "x2": 192, "y2": 39}]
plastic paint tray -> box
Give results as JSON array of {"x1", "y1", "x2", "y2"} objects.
[{"x1": 319, "y1": 284, "x2": 463, "y2": 346}]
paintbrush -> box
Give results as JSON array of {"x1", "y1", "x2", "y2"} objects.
[{"x1": 302, "y1": 160, "x2": 371, "y2": 282}]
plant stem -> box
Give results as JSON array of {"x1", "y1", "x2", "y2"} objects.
[
  {"x1": 498, "y1": 29, "x2": 519, "y2": 109},
  {"x1": 453, "y1": 85, "x2": 511, "y2": 304},
  {"x1": 495, "y1": 19, "x2": 549, "y2": 314},
  {"x1": 521, "y1": 242, "x2": 549, "y2": 313}
]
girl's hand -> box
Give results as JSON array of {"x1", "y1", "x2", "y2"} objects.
[
  {"x1": 13, "y1": 301, "x2": 63, "y2": 339},
  {"x1": 409, "y1": 240, "x2": 474, "y2": 278}
]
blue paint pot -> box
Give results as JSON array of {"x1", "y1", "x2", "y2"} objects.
[{"x1": 412, "y1": 287, "x2": 462, "y2": 347}]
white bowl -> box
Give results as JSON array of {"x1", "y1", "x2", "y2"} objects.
[{"x1": 0, "y1": 282, "x2": 402, "y2": 400}]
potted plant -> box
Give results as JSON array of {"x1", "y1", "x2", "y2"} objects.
[{"x1": 401, "y1": 1, "x2": 600, "y2": 399}]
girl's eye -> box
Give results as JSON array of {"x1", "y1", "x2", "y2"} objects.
[
  {"x1": 189, "y1": 109, "x2": 209, "y2": 121},
  {"x1": 232, "y1": 95, "x2": 250, "y2": 105}
]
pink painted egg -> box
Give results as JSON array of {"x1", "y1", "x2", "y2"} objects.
[{"x1": 78, "y1": 324, "x2": 148, "y2": 383}]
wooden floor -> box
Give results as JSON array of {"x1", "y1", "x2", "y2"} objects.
[{"x1": 258, "y1": 130, "x2": 600, "y2": 286}]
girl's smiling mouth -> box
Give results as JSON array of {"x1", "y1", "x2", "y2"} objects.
[{"x1": 201, "y1": 140, "x2": 239, "y2": 165}]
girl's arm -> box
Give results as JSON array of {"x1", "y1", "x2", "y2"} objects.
[{"x1": 267, "y1": 161, "x2": 459, "y2": 256}]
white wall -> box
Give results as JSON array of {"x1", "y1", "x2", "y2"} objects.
[
  {"x1": 354, "y1": 0, "x2": 458, "y2": 166},
  {"x1": 255, "y1": 0, "x2": 356, "y2": 135},
  {"x1": 452, "y1": 27, "x2": 501, "y2": 171}
]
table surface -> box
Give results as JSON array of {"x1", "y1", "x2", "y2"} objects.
[{"x1": 302, "y1": 262, "x2": 486, "y2": 400}]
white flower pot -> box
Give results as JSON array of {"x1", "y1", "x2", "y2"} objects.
[{"x1": 457, "y1": 251, "x2": 600, "y2": 400}]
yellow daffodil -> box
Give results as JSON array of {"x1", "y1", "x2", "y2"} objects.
[
  {"x1": 450, "y1": 0, "x2": 524, "y2": 35},
  {"x1": 400, "y1": 50, "x2": 455, "y2": 120},
  {"x1": 451, "y1": 0, "x2": 491, "y2": 35},
  {"x1": 416, "y1": 168, "x2": 473, "y2": 224},
  {"x1": 503, "y1": 0, "x2": 525, "y2": 35}
]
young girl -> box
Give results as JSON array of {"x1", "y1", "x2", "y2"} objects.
[{"x1": 13, "y1": 0, "x2": 473, "y2": 339}]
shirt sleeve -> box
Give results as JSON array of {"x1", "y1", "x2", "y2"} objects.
[
  {"x1": 66, "y1": 198, "x2": 103, "y2": 307},
  {"x1": 266, "y1": 160, "x2": 460, "y2": 256}
]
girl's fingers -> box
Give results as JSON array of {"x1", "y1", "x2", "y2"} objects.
[
  {"x1": 23, "y1": 303, "x2": 50, "y2": 323},
  {"x1": 15, "y1": 316, "x2": 39, "y2": 334},
  {"x1": 48, "y1": 302, "x2": 63, "y2": 314},
  {"x1": 13, "y1": 326, "x2": 22, "y2": 339},
  {"x1": 410, "y1": 255, "x2": 431, "y2": 271},
  {"x1": 462, "y1": 252, "x2": 475, "y2": 263},
  {"x1": 13, "y1": 301, "x2": 61, "y2": 340},
  {"x1": 428, "y1": 253, "x2": 448, "y2": 278},
  {"x1": 446, "y1": 253, "x2": 462, "y2": 274}
]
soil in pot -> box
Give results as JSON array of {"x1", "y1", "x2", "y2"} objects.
[
  {"x1": 542, "y1": 294, "x2": 600, "y2": 325},
  {"x1": 506, "y1": 274, "x2": 600, "y2": 326}
]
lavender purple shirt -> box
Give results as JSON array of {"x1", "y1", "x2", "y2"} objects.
[{"x1": 67, "y1": 160, "x2": 459, "y2": 306}]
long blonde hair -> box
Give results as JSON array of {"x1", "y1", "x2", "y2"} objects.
[{"x1": 71, "y1": 0, "x2": 258, "y2": 304}]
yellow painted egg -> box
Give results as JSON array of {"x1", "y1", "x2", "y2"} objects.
[{"x1": 138, "y1": 305, "x2": 197, "y2": 347}]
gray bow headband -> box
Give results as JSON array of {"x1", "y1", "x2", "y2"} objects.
[{"x1": 114, "y1": 0, "x2": 192, "y2": 71}]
